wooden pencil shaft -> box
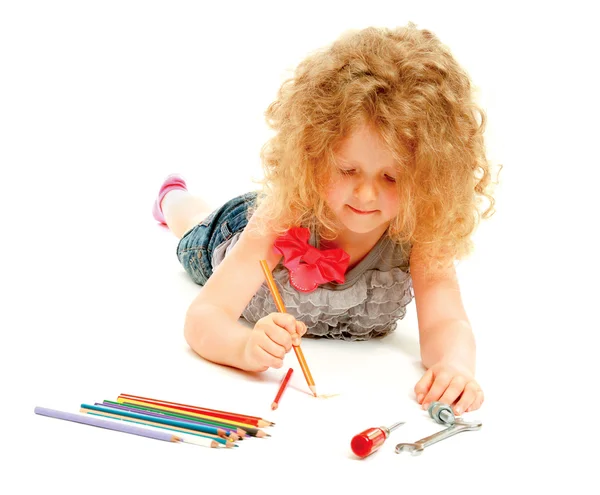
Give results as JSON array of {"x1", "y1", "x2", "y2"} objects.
[
  {"x1": 260, "y1": 260, "x2": 286, "y2": 313},
  {"x1": 185, "y1": 437, "x2": 220, "y2": 448},
  {"x1": 115, "y1": 401, "x2": 260, "y2": 436},
  {"x1": 102, "y1": 401, "x2": 245, "y2": 435},
  {"x1": 272, "y1": 368, "x2": 294, "y2": 408},
  {"x1": 120, "y1": 393, "x2": 264, "y2": 420},
  {"x1": 292, "y1": 345, "x2": 315, "y2": 387},
  {"x1": 118, "y1": 397, "x2": 257, "y2": 430},
  {"x1": 260, "y1": 260, "x2": 316, "y2": 392},
  {"x1": 118, "y1": 393, "x2": 267, "y2": 425},
  {"x1": 34, "y1": 406, "x2": 178, "y2": 443},
  {"x1": 81, "y1": 403, "x2": 230, "y2": 438},
  {"x1": 85, "y1": 407, "x2": 231, "y2": 445},
  {"x1": 80, "y1": 408, "x2": 225, "y2": 447}
]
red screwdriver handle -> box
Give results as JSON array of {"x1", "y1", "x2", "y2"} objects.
[{"x1": 351, "y1": 427, "x2": 387, "y2": 458}]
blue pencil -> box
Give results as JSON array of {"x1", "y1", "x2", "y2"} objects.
[
  {"x1": 82, "y1": 409, "x2": 236, "y2": 447},
  {"x1": 80, "y1": 403, "x2": 232, "y2": 438}
]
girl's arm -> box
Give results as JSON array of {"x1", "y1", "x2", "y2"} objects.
[
  {"x1": 410, "y1": 253, "x2": 475, "y2": 372},
  {"x1": 183, "y1": 209, "x2": 302, "y2": 371},
  {"x1": 410, "y1": 246, "x2": 483, "y2": 413}
]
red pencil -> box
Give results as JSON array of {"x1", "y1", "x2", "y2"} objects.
[
  {"x1": 271, "y1": 368, "x2": 294, "y2": 410},
  {"x1": 118, "y1": 393, "x2": 274, "y2": 428}
]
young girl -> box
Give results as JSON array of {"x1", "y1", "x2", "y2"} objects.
[{"x1": 152, "y1": 24, "x2": 496, "y2": 415}]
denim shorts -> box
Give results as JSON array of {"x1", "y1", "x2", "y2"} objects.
[{"x1": 176, "y1": 192, "x2": 257, "y2": 285}]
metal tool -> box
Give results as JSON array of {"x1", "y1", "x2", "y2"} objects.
[
  {"x1": 395, "y1": 420, "x2": 482, "y2": 455},
  {"x1": 428, "y1": 401, "x2": 457, "y2": 425},
  {"x1": 351, "y1": 421, "x2": 405, "y2": 458}
]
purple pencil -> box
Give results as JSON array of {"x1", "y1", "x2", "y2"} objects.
[{"x1": 34, "y1": 407, "x2": 220, "y2": 448}]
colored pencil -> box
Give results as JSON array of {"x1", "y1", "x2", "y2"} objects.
[
  {"x1": 103, "y1": 401, "x2": 269, "y2": 438},
  {"x1": 82, "y1": 406, "x2": 234, "y2": 443},
  {"x1": 97, "y1": 402, "x2": 246, "y2": 439},
  {"x1": 118, "y1": 393, "x2": 274, "y2": 427},
  {"x1": 117, "y1": 396, "x2": 266, "y2": 431},
  {"x1": 117, "y1": 398, "x2": 269, "y2": 438},
  {"x1": 34, "y1": 406, "x2": 220, "y2": 448},
  {"x1": 259, "y1": 259, "x2": 317, "y2": 397},
  {"x1": 81, "y1": 408, "x2": 236, "y2": 447},
  {"x1": 81, "y1": 404, "x2": 235, "y2": 439},
  {"x1": 271, "y1": 368, "x2": 294, "y2": 410}
]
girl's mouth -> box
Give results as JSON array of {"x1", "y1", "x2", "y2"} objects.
[{"x1": 348, "y1": 205, "x2": 378, "y2": 215}]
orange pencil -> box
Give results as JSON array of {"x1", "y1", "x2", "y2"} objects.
[
  {"x1": 259, "y1": 259, "x2": 317, "y2": 397},
  {"x1": 271, "y1": 368, "x2": 294, "y2": 410}
]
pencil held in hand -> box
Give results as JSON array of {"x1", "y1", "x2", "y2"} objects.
[
  {"x1": 259, "y1": 259, "x2": 317, "y2": 397},
  {"x1": 271, "y1": 368, "x2": 293, "y2": 410}
]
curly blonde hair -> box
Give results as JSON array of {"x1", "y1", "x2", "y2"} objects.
[{"x1": 254, "y1": 23, "x2": 498, "y2": 271}]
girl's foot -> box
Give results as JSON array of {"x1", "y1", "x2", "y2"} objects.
[{"x1": 152, "y1": 174, "x2": 188, "y2": 225}]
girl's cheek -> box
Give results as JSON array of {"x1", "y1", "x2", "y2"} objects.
[
  {"x1": 325, "y1": 181, "x2": 346, "y2": 203},
  {"x1": 383, "y1": 192, "x2": 400, "y2": 212}
]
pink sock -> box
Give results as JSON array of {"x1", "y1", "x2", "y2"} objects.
[{"x1": 152, "y1": 174, "x2": 188, "y2": 225}]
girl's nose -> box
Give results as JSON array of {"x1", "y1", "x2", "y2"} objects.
[{"x1": 354, "y1": 180, "x2": 377, "y2": 203}]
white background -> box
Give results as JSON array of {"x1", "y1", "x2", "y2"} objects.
[{"x1": 1, "y1": 1, "x2": 598, "y2": 493}]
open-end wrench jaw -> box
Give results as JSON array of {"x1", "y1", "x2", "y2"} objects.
[{"x1": 395, "y1": 420, "x2": 482, "y2": 455}]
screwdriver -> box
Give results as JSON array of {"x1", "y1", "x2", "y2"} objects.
[{"x1": 350, "y1": 421, "x2": 405, "y2": 458}]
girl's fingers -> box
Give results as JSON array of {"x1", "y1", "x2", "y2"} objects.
[
  {"x1": 295, "y1": 321, "x2": 307, "y2": 339},
  {"x1": 437, "y1": 376, "x2": 467, "y2": 411},
  {"x1": 264, "y1": 322, "x2": 294, "y2": 351},
  {"x1": 414, "y1": 368, "x2": 434, "y2": 404},
  {"x1": 453, "y1": 380, "x2": 479, "y2": 415},
  {"x1": 466, "y1": 389, "x2": 484, "y2": 412},
  {"x1": 269, "y1": 313, "x2": 302, "y2": 347},
  {"x1": 421, "y1": 371, "x2": 452, "y2": 408},
  {"x1": 255, "y1": 343, "x2": 284, "y2": 369},
  {"x1": 270, "y1": 312, "x2": 299, "y2": 335},
  {"x1": 256, "y1": 330, "x2": 287, "y2": 360}
]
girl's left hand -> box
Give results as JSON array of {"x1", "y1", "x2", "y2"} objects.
[{"x1": 414, "y1": 361, "x2": 484, "y2": 415}]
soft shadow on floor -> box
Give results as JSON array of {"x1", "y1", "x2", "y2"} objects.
[
  {"x1": 383, "y1": 326, "x2": 421, "y2": 359},
  {"x1": 183, "y1": 346, "x2": 275, "y2": 385}
]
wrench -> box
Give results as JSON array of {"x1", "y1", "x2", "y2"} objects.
[{"x1": 395, "y1": 420, "x2": 482, "y2": 455}]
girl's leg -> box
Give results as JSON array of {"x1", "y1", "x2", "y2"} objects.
[{"x1": 161, "y1": 190, "x2": 213, "y2": 239}]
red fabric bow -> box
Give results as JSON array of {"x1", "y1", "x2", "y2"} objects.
[{"x1": 273, "y1": 227, "x2": 350, "y2": 293}]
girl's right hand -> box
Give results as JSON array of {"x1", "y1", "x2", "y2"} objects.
[{"x1": 242, "y1": 313, "x2": 307, "y2": 372}]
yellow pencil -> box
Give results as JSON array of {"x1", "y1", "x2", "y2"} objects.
[{"x1": 259, "y1": 259, "x2": 317, "y2": 397}]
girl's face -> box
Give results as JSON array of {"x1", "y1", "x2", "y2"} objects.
[{"x1": 324, "y1": 124, "x2": 400, "y2": 236}]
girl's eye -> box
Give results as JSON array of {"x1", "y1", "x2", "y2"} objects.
[
  {"x1": 339, "y1": 168, "x2": 356, "y2": 176},
  {"x1": 384, "y1": 174, "x2": 397, "y2": 183}
]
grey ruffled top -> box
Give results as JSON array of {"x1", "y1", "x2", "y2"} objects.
[{"x1": 212, "y1": 229, "x2": 413, "y2": 341}]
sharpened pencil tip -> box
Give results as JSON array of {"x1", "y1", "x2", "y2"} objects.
[{"x1": 271, "y1": 402, "x2": 278, "y2": 410}]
